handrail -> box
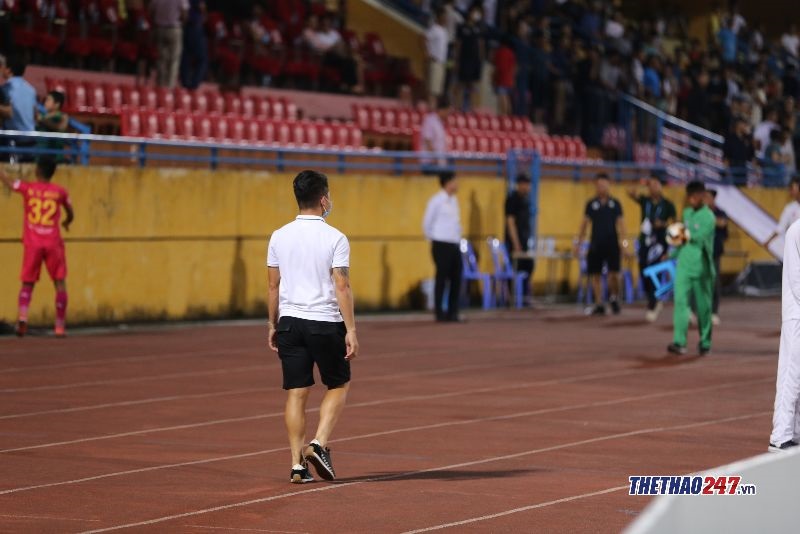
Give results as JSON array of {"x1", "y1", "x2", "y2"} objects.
[{"x1": 621, "y1": 94, "x2": 724, "y2": 145}]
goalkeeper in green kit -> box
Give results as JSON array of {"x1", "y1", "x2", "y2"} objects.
[{"x1": 668, "y1": 181, "x2": 716, "y2": 356}]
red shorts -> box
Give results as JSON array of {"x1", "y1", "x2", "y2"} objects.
[{"x1": 20, "y1": 243, "x2": 67, "y2": 283}]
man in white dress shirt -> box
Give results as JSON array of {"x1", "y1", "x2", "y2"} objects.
[
  {"x1": 423, "y1": 171, "x2": 463, "y2": 322},
  {"x1": 765, "y1": 177, "x2": 800, "y2": 251},
  {"x1": 267, "y1": 170, "x2": 359, "y2": 483},
  {"x1": 770, "y1": 218, "x2": 800, "y2": 452}
]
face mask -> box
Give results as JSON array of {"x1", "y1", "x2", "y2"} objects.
[{"x1": 322, "y1": 196, "x2": 333, "y2": 219}]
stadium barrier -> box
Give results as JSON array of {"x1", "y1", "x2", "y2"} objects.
[{"x1": 624, "y1": 449, "x2": 800, "y2": 534}]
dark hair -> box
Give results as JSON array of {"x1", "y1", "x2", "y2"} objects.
[
  {"x1": 769, "y1": 128, "x2": 782, "y2": 141},
  {"x1": 36, "y1": 156, "x2": 57, "y2": 180},
  {"x1": 439, "y1": 171, "x2": 456, "y2": 187},
  {"x1": 685, "y1": 180, "x2": 705, "y2": 195},
  {"x1": 595, "y1": 172, "x2": 610, "y2": 181},
  {"x1": 48, "y1": 90, "x2": 65, "y2": 108},
  {"x1": 436, "y1": 94, "x2": 450, "y2": 110},
  {"x1": 708, "y1": 189, "x2": 718, "y2": 197},
  {"x1": 516, "y1": 173, "x2": 531, "y2": 184},
  {"x1": 791, "y1": 177, "x2": 800, "y2": 188},
  {"x1": 293, "y1": 170, "x2": 329, "y2": 209},
  {"x1": 8, "y1": 58, "x2": 26, "y2": 77}
]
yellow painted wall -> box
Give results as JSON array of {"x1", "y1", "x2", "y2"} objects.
[
  {"x1": 0, "y1": 167, "x2": 505, "y2": 325},
  {"x1": 0, "y1": 167, "x2": 791, "y2": 325}
]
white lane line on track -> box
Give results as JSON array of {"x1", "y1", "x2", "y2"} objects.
[
  {"x1": 0, "y1": 376, "x2": 770, "y2": 495},
  {"x1": 0, "y1": 364, "x2": 273, "y2": 394},
  {"x1": 0, "y1": 347, "x2": 255, "y2": 374},
  {"x1": 401, "y1": 485, "x2": 631, "y2": 533},
  {"x1": 77, "y1": 411, "x2": 769, "y2": 533},
  {"x1": 0, "y1": 513, "x2": 100, "y2": 522},
  {"x1": 183, "y1": 526, "x2": 308, "y2": 533}
]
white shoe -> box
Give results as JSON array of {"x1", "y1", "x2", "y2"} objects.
[
  {"x1": 712, "y1": 314, "x2": 721, "y2": 326},
  {"x1": 645, "y1": 309, "x2": 657, "y2": 322}
]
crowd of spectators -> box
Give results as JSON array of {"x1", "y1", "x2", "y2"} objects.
[{"x1": 423, "y1": 0, "x2": 800, "y2": 181}]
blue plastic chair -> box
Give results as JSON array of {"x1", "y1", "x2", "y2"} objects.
[
  {"x1": 487, "y1": 238, "x2": 529, "y2": 309},
  {"x1": 460, "y1": 239, "x2": 494, "y2": 310},
  {"x1": 642, "y1": 260, "x2": 677, "y2": 300}
]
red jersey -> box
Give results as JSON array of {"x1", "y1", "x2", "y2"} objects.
[
  {"x1": 493, "y1": 45, "x2": 516, "y2": 88},
  {"x1": 12, "y1": 180, "x2": 71, "y2": 248}
]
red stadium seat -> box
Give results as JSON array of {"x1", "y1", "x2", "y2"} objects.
[
  {"x1": 319, "y1": 123, "x2": 335, "y2": 148},
  {"x1": 157, "y1": 88, "x2": 175, "y2": 111},
  {"x1": 207, "y1": 92, "x2": 225, "y2": 114},
  {"x1": 335, "y1": 123, "x2": 351, "y2": 149},
  {"x1": 352, "y1": 105, "x2": 370, "y2": 131},
  {"x1": 477, "y1": 135, "x2": 490, "y2": 154},
  {"x1": 224, "y1": 93, "x2": 242, "y2": 116},
  {"x1": 254, "y1": 97, "x2": 270, "y2": 118},
  {"x1": 64, "y1": 80, "x2": 88, "y2": 113},
  {"x1": 348, "y1": 124, "x2": 362, "y2": 148},
  {"x1": 276, "y1": 122, "x2": 291, "y2": 145},
  {"x1": 465, "y1": 134, "x2": 478, "y2": 154},
  {"x1": 120, "y1": 110, "x2": 141, "y2": 137},
  {"x1": 290, "y1": 121, "x2": 305, "y2": 146},
  {"x1": 175, "y1": 113, "x2": 195, "y2": 139},
  {"x1": 85, "y1": 82, "x2": 106, "y2": 113},
  {"x1": 195, "y1": 115, "x2": 213, "y2": 140},
  {"x1": 212, "y1": 114, "x2": 228, "y2": 141},
  {"x1": 141, "y1": 87, "x2": 158, "y2": 110},
  {"x1": 122, "y1": 86, "x2": 142, "y2": 109},
  {"x1": 241, "y1": 96, "x2": 255, "y2": 118},
  {"x1": 271, "y1": 99, "x2": 285, "y2": 121},
  {"x1": 285, "y1": 100, "x2": 298, "y2": 121},
  {"x1": 158, "y1": 112, "x2": 177, "y2": 138},
  {"x1": 227, "y1": 117, "x2": 246, "y2": 143},
  {"x1": 489, "y1": 136, "x2": 502, "y2": 154},
  {"x1": 369, "y1": 107, "x2": 383, "y2": 132},
  {"x1": 304, "y1": 122, "x2": 320, "y2": 147},
  {"x1": 193, "y1": 91, "x2": 208, "y2": 113},
  {"x1": 140, "y1": 111, "x2": 159, "y2": 138},
  {"x1": 452, "y1": 133, "x2": 466, "y2": 154},
  {"x1": 174, "y1": 89, "x2": 193, "y2": 112},
  {"x1": 103, "y1": 84, "x2": 124, "y2": 113},
  {"x1": 396, "y1": 109, "x2": 412, "y2": 136},
  {"x1": 261, "y1": 121, "x2": 276, "y2": 144},
  {"x1": 245, "y1": 119, "x2": 262, "y2": 144}
]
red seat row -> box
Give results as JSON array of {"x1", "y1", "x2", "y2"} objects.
[
  {"x1": 45, "y1": 78, "x2": 298, "y2": 121},
  {"x1": 120, "y1": 111, "x2": 364, "y2": 149},
  {"x1": 354, "y1": 104, "x2": 536, "y2": 138},
  {"x1": 413, "y1": 128, "x2": 588, "y2": 160}
]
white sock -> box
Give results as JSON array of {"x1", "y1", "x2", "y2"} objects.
[{"x1": 293, "y1": 464, "x2": 304, "y2": 470}]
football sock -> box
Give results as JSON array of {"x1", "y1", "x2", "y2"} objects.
[
  {"x1": 55, "y1": 290, "x2": 68, "y2": 327},
  {"x1": 18, "y1": 286, "x2": 32, "y2": 322}
]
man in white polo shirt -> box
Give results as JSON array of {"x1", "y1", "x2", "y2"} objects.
[
  {"x1": 770, "y1": 217, "x2": 800, "y2": 452},
  {"x1": 423, "y1": 171, "x2": 463, "y2": 322},
  {"x1": 267, "y1": 170, "x2": 359, "y2": 484},
  {"x1": 766, "y1": 178, "x2": 800, "y2": 254}
]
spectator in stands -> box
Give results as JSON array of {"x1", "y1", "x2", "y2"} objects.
[
  {"x1": 718, "y1": 16, "x2": 737, "y2": 65},
  {"x1": 754, "y1": 106, "x2": 779, "y2": 159},
  {"x1": 783, "y1": 64, "x2": 799, "y2": 101},
  {"x1": 453, "y1": 4, "x2": 485, "y2": 112},
  {"x1": 420, "y1": 96, "x2": 449, "y2": 172},
  {"x1": 493, "y1": 36, "x2": 515, "y2": 116},
  {"x1": 505, "y1": 174, "x2": 533, "y2": 306},
  {"x1": 530, "y1": 34, "x2": 551, "y2": 124},
  {"x1": 0, "y1": 59, "x2": 36, "y2": 161},
  {"x1": 763, "y1": 128, "x2": 789, "y2": 185},
  {"x1": 782, "y1": 24, "x2": 799, "y2": 59},
  {"x1": 423, "y1": 171, "x2": 463, "y2": 323},
  {"x1": 549, "y1": 33, "x2": 574, "y2": 133},
  {"x1": 686, "y1": 69, "x2": 711, "y2": 129},
  {"x1": 425, "y1": 7, "x2": 449, "y2": 108},
  {"x1": 150, "y1": 0, "x2": 189, "y2": 88},
  {"x1": 305, "y1": 13, "x2": 360, "y2": 93},
  {"x1": 512, "y1": 19, "x2": 533, "y2": 117},
  {"x1": 180, "y1": 0, "x2": 208, "y2": 90},
  {"x1": 723, "y1": 117, "x2": 755, "y2": 184},
  {"x1": 36, "y1": 91, "x2": 69, "y2": 162}
]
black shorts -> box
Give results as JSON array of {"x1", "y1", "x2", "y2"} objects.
[
  {"x1": 276, "y1": 316, "x2": 350, "y2": 390},
  {"x1": 587, "y1": 243, "x2": 621, "y2": 274}
]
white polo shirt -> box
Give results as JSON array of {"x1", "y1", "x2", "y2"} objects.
[
  {"x1": 267, "y1": 215, "x2": 350, "y2": 323},
  {"x1": 783, "y1": 219, "x2": 800, "y2": 321},
  {"x1": 423, "y1": 190, "x2": 461, "y2": 244},
  {"x1": 777, "y1": 201, "x2": 800, "y2": 238}
]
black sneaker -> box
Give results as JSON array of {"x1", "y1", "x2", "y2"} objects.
[
  {"x1": 667, "y1": 343, "x2": 687, "y2": 355},
  {"x1": 699, "y1": 345, "x2": 711, "y2": 356},
  {"x1": 768, "y1": 440, "x2": 799, "y2": 453},
  {"x1": 290, "y1": 464, "x2": 314, "y2": 484},
  {"x1": 591, "y1": 304, "x2": 606, "y2": 316},
  {"x1": 610, "y1": 300, "x2": 621, "y2": 315},
  {"x1": 305, "y1": 442, "x2": 336, "y2": 480}
]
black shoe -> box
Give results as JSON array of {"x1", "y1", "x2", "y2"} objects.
[
  {"x1": 610, "y1": 300, "x2": 621, "y2": 315},
  {"x1": 699, "y1": 345, "x2": 711, "y2": 356},
  {"x1": 290, "y1": 464, "x2": 314, "y2": 484},
  {"x1": 305, "y1": 442, "x2": 335, "y2": 480},
  {"x1": 667, "y1": 343, "x2": 687, "y2": 355},
  {"x1": 15, "y1": 320, "x2": 27, "y2": 337},
  {"x1": 768, "y1": 440, "x2": 799, "y2": 453},
  {"x1": 591, "y1": 304, "x2": 606, "y2": 316}
]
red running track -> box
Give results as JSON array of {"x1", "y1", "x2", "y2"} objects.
[{"x1": 0, "y1": 300, "x2": 780, "y2": 533}]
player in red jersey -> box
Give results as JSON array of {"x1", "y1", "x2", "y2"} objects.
[{"x1": 1, "y1": 157, "x2": 74, "y2": 337}]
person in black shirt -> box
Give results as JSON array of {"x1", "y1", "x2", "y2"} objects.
[
  {"x1": 706, "y1": 189, "x2": 728, "y2": 324},
  {"x1": 627, "y1": 175, "x2": 676, "y2": 321},
  {"x1": 576, "y1": 173, "x2": 627, "y2": 315},
  {"x1": 723, "y1": 117, "x2": 755, "y2": 185},
  {"x1": 505, "y1": 174, "x2": 534, "y2": 305},
  {"x1": 453, "y1": 4, "x2": 485, "y2": 112}
]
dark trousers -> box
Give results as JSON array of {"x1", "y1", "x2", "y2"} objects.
[
  {"x1": 180, "y1": 27, "x2": 208, "y2": 90},
  {"x1": 639, "y1": 245, "x2": 658, "y2": 310},
  {"x1": 432, "y1": 241, "x2": 462, "y2": 320},
  {"x1": 713, "y1": 256, "x2": 722, "y2": 314}
]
